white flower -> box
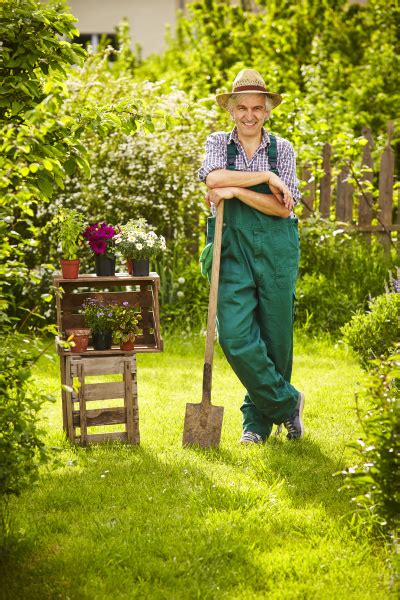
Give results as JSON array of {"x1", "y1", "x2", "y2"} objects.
[
  {"x1": 147, "y1": 239, "x2": 154, "y2": 247},
  {"x1": 177, "y1": 291, "x2": 184, "y2": 298},
  {"x1": 136, "y1": 243, "x2": 143, "y2": 250},
  {"x1": 178, "y1": 277, "x2": 185, "y2": 284}
]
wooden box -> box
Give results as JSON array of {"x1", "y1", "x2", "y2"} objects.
[
  {"x1": 53, "y1": 272, "x2": 163, "y2": 354},
  {"x1": 64, "y1": 354, "x2": 139, "y2": 445}
]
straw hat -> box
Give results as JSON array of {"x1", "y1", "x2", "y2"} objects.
[{"x1": 216, "y1": 68, "x2": 282, "y2": 110}]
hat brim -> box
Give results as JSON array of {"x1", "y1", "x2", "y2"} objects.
[{"x1": 216, "y1": 90, "x2": 282, "y2": 110}]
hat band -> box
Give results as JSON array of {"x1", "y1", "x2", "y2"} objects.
[{"x1": 233, "y1": 85, "x2": 267, "y2": 93}]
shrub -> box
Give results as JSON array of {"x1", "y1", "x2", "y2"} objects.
[
  {"x1": 153, "y1": 249, "x2": 209, "y2": 332},
  {"x1": 0, "y1": 334, "x2": 54, "y2": 500},
  {"x1": 340, "y1": 352, "x2": 400, "y2": 537},
  {"x1": 341, "y1": 293, "x2": 400, "y2": 369},
  {"x1": 295, "y1": 218, "x2": 397, "y2": 335}
]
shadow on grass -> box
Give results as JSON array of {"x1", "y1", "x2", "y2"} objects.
[
  {"x1": 254, "y1": 436, "x2": 353, "y2": 516},
  {"x1": 0, "y1": 443, "x2": 276, "y2": 600},
  {"x1": 187, "y1": 435, "x2": 353, "y2": 521}
]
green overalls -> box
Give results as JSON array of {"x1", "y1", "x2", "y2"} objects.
[{"x1": 206, "y1": 135, "x2": 300, "y2": 440}]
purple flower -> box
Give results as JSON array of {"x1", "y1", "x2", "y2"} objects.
[
  {"x1": 394, "y1": 279, "x2": 400, "y2": 293},
  {"x1": 90, "y1": 240, "x2": 107, "y2": 254},
  {"x1": 102, "y1": 226, "x2": 116, "y2": 239},
  {"x1": 122, "y1": 301, "x2": 129, "y2": 306},
  {"x1": 97, "y1": 311, "x2": 104, "y2": 317},
  {"x1": 108, "y1": 312, "x2": 113, "y2": 317}
]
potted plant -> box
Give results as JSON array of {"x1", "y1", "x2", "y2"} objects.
[
  {"x1": 114, "y1": 218, "x2": 166, "y2": 277},
  {"x1": 57, "y1": 207, "x2": 86, "y2": 278},
  {"x1": 83, "y1": 222, "x2": 118, "y2": 276},
  {"x1": 83, "y1": 298, "x2": 115, "y2": 350},
  {"x1": 112, "y1": 301, "x2": 142, "y2": 351},
  {"x1": 65, "y1": 328, "x2": 91, "y2": 353}
]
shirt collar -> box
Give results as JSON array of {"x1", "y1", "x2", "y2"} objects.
[{"x1": 228, "y1": 127, "x2": 270, "y2": 148}]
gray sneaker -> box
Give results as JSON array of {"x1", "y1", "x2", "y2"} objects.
[
  {"x1": 283, "y1": 392, "x2": 305, "y2": 440},
  {"x1": 240, "y1": 431, "x2": 264, "y2": 444}
]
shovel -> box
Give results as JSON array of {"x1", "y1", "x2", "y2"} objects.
[{"x1": 182, "y1": 200, "x2": 225, "y2": 448}]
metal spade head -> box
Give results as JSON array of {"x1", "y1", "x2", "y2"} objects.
[{"x1": 182, "y1": 402, "x2": 224, "y2": 448}]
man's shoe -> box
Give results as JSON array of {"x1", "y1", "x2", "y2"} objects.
[
  {"x1": 240, "y1": 431, "x2": 264, "y2": 444},
  {"x1": 283, "y1": 392, "x2": 305, "y2": 440}
]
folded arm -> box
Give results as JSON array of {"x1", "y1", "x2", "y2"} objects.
[
  {"x1": 207, "y1": 186, "x2": 291, "y2": 219},
  {"x1": 206, "y1": 169, "x2": 270, "y2": 189},
  {"x1": 206, "y1": 169, "x2": 293, "y2": 210}
]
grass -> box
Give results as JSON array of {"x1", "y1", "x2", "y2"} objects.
[{"x1": 0, "y1": 333, "x2": 396, "y2": 599}]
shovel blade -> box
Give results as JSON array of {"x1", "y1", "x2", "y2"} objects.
[{"x1": 182, "y1": 403, "x2": 224, "y2": 448}]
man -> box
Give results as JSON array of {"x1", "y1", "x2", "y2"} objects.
[{"x1": 198, "y1": 68, "x2": 304, "y2": 444}]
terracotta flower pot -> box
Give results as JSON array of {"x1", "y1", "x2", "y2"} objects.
[
  {"x1": 66, "y1": 328, "x2": 91, "y2": 353},
  {"x1": 127, "y1": 259, "x2": 133, "y2": 275},
  {"x1": 120, "y1": 339, "x2": 135, "y2": 352},
  {"x1": 61, "y1": 258, "x2": 80, "y2": 279}
]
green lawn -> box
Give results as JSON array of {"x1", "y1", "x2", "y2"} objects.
[{"x1": 0, "y1": 334, "x2": 396, "y2": 599}]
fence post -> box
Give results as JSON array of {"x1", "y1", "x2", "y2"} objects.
[
  {"x1": 378, "y1": 122, "x2": 394, "y2": 251},
  {"x1": 320, "y1": 143, "x2": 331, "y2": 218},
  {"x1": 300, "y1": 162, "x2": 315, "y2": 219},
  {"x1": 358, "y1": 127, "x2": 374, "y2": 240},
  {"x1": 336, "y1": 165, "x2": 353, "y2": 222}
]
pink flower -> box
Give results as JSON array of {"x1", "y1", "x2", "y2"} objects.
[
  {"x1": 90, "y1": 239, "x2": 107, "y2": 254},
  {"x1": 102, "y1": 226, "x2": 116, "y2": 239}
]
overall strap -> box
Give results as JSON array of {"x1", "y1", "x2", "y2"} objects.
[
  {"x1": 227, "y1": 140, "x2": 238, "y2": 170},
  {"x1": 267, "y1": 133, "x2": 278, "y2": 174}
]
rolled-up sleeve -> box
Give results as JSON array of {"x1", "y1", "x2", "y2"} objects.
[
  {"x1": 198, "y1": 132, "x2": 227, "y2": 183},
  {"x1": 277, "y1": 140, "x2": 302, "y2": 204}
]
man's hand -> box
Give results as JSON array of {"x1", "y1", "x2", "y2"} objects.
[
  {"x1": 267, "y1": 173, "x2": 294, "y2": 210},
  {"x1": 205, "y1": 187, "x2": 237, "y2": 207}
]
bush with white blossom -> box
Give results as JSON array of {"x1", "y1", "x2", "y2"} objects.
[{"x1": 115, "y1": 218, "x2": 166, "y2": 259}]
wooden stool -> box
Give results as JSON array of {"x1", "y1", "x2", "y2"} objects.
[{"x1": 64, "y1": 354, "x2": 139, "y2": 445}]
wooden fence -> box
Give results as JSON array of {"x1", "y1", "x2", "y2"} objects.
[{"x1": 299, "y1": 123, "x2": 398, "y2": 250}]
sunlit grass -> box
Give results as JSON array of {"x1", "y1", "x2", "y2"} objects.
[{"x1": 0, "y1": 333, "x2": 395, "y2": 599}]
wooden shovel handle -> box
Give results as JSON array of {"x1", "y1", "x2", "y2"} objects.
[{"x1": 202, "y1": 200, "x2": 224, "y2": 406}]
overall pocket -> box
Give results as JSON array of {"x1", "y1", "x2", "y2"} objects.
[{"x1": 273, "y1": 223, "x2": 300, "y2": 289}]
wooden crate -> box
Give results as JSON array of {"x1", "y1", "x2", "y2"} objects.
[
  {"x1": 64, "y1": 354, "x2": 139, "y2": 445},
  {"x1": 53, "y1": 272, "x2": 163, "y2": 354}
]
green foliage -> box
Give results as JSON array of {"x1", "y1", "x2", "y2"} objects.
[
  {"x1": 58, "y1": 72, "x2": 214, "y2": 250},
  {"x1": 56, "y1": 208, "x2": 85, "y2": 260},
  {"x1": 341, "y1": 293, "x2": 400, "y2": 369},
  {"x1": 154, "y1": 248, "x2": 209, "y2": 332},
  {"x1": 138, "y1": 0, "x2": 399, "y2": 140},
  {"x1": 0, "y1": 333, "x2": 55, "y2": 500},
  {"x1": 0, "y1": 1, "x2": 154, "y2": 326},
  {"x1": 112, "y1": 303, "x2": 142, "y2": 344},
  {"x1": 0, "y1": 0, "x2": 86, "y2": 119},
  {"x1": 341, "y1": 353, "x2": 400, "y2": 536},
  {"x1": 295, "y1": 218, "x2": 397, "y2": 335}
]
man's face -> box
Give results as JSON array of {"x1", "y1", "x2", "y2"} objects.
[{"x1": 230, "y1": 94, "x2": 269, "y2": 139}]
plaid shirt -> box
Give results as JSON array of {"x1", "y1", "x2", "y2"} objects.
[{"x1": 198, "y1": 127, "x2": 301, "y2": 205}]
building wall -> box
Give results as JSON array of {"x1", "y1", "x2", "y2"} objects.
[{"x1": 68, "y1": 0, "x2": 184, "y2": 58}]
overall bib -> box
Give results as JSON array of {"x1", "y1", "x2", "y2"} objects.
[{"x1": 206, "y1": 135, "x2": 300, "y2": 439}]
